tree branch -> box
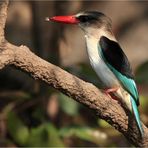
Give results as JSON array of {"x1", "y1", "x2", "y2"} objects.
[
  {"x1": 0, "y1": 0, "x2": 8, "y2": 43},
  {"x1": 0, "y1": 0, "x2": 147, "y2": 147}
]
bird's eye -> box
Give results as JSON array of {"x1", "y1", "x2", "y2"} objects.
[{"x1": 78, "y1": 16, "x2": 89, "y2": 23}]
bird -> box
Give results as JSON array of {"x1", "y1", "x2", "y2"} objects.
[{"x1": 46, "y1": 11, "x2": 144, "y2": 136}]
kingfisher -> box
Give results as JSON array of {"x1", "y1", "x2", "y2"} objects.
[{"x1": 46, "y1": 11, "x2": 144, "y2": 136}]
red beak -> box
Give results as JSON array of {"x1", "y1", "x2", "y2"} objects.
[{"x1": 46, "y1": 15, "x2": 79, "y2": 24}]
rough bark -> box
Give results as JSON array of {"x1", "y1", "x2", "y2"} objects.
[{"x1": 0, "y1": 0, "x2": 147, "y2": 147}]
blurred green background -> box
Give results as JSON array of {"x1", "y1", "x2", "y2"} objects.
[{"x1": 0, "y1": 1, "x2": 148, "y2": 147}]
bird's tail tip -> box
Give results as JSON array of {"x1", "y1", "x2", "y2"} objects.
[{"x1": 130, "y1": 96, "x2": 144, "y2": 137}]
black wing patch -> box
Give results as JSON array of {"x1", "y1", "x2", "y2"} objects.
[{"x1": 99, "y1": 36, "x2": 134, "y2": 79}]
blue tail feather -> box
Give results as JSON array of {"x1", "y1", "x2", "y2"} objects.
[{"x1": 130, "y1": 96, "x2": 144, "y2": 137}]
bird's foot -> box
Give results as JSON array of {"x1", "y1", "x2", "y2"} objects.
[
  {"x1": 103, "y1": 87, "x2": 119, "y2": 100},
  {"x1": 104, "y1": 87, "x2": 119, "y2": 93}
]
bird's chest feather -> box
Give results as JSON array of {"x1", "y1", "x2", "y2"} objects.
[{"x1": 85, "y1": 35, "x2": 119, "y2": 87}]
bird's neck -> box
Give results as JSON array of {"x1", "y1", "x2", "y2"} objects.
[
  {"x1": 84, "y1": 27, "x2": 116, "y2": 63},
  {"x1": 84, "y1": 27, "x2": 116, "y2": 42}
]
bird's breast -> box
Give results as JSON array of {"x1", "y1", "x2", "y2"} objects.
[{"x1": 85, "y1": 35, "x2": 119, "y2": 88}]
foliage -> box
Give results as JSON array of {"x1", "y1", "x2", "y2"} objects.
[
  {"x1": 136, "y1": 61, "x2": 148, "y2": 84},
  {"x1": 7, "y1": 111, "x2": 64, "y2": 147},
  {"x1": 7, "y1": 112, "x2": 29, "y2": 145},
  {"x1": 58, "y1": 93, "x2": 80, "y2": 116},
  {"x1": 59, "y1": 126, "x2": 107, "y2": 146}
]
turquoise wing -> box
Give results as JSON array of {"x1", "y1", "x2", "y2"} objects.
[
  {"x1": 99, "y1": 36, "x2": 139, "y2": 105},
  {"x1": 130, "y1": 96, "x2": 144, "y2": 136},
  {"x1": 107, "y1": 64, "x2": 139, "y2": 104}
]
